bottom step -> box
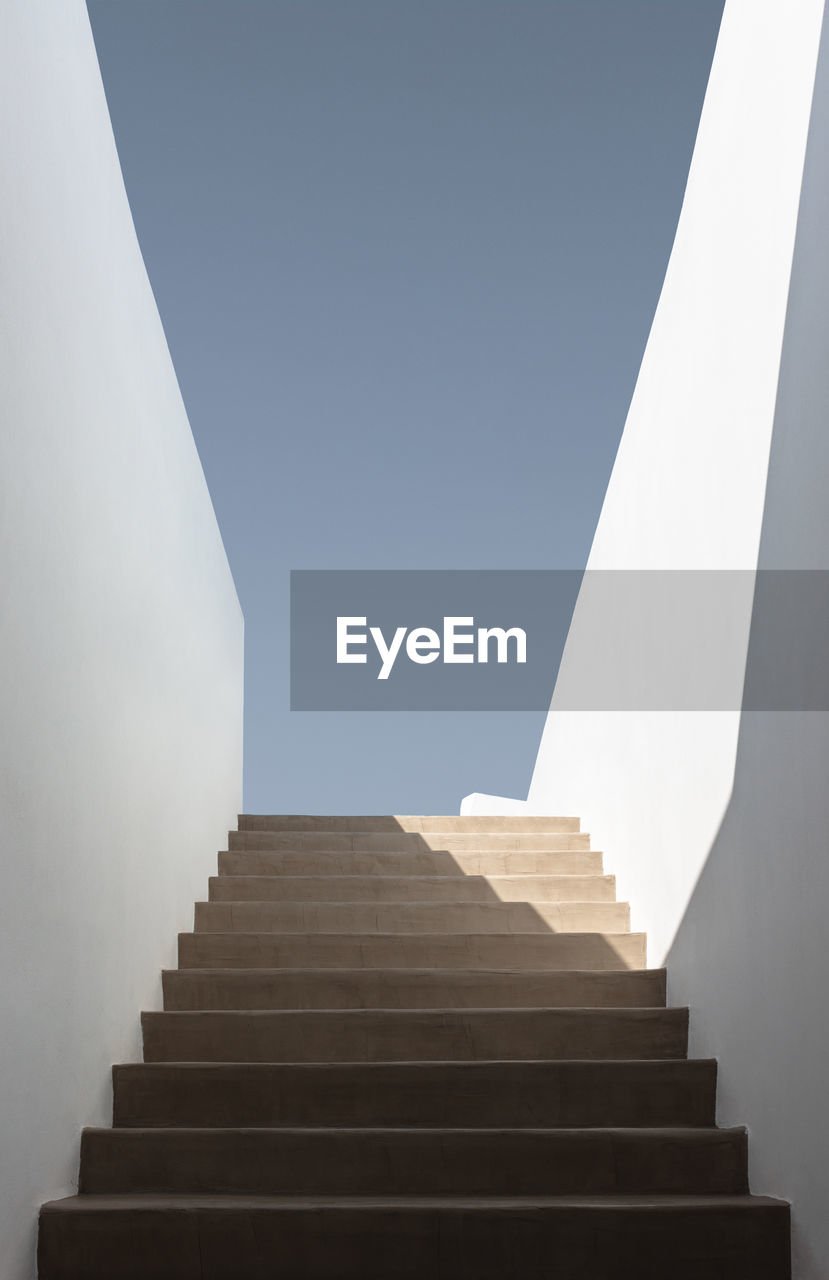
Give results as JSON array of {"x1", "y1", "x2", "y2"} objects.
[{"x1": 39, "y1": 1194, "x2": 791, "y2": 1280}]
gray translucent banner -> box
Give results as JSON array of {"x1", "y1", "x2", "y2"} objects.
[
  {"x1": 289, "y1": 569, "x2": 829, "y2": 711},
  {"x1": 291, "y1": 570, "x2": 580, "y2": 710}
]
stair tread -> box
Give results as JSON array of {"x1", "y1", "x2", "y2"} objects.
[
  {"x1": 146, "y1": 1005, "x2": 681, "y2": 1014},
  {"x1": 237, "y1": 814, "x2": 581, "y2": 829},
  {"x1": 116, "y1": 1057, "x2": 713, "y2": 1068},
  {"x1": 43, "y1": 1192, "x2": 788, "y2": 1210},
  {"x1": 198, "y1": 897, "x2": 623, "y2": 903},
  {"x1": 162, "y1": 966, "x2": 661, "y2": 976},
  {"x1": 219, "y1": 852, "x2": 605, "y2": 873},
  {"x1": 182, "y1": 930, "x2": 638, "y2": 937},
  {"x1": 212, "y1": 874, "x2": 611, "y2": 881},
  {"x1": 86, "y1": 1124, "x2": 737, "y2": 1135},
  {"x1": 208, "y1": 875, "x2": 618, "y2": 904},
  {"x1": 227, "y1": 833, "x2": 594, "y2": 853},
  {"x1": 228, "y1": 840, "x2": 593, "y2": 851}
]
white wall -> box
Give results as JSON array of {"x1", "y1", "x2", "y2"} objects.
[
  {"x1": 0, "y1": 4, "x2": 244, "y2": 1278},
  {"x1": 525, "y1": 0, "x2": 825, "y2": 964},
  {"x1": 464, "y1": 2, "x2": 829, "y2": 1274},
  {"x1": 464, "y1": 0, "x2": 825, "y2": 958},
  {"x1": 668, "y1": 6, "x2": 829, "y2": 1271}
]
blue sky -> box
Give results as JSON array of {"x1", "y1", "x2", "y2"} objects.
[{"x1": 87, "y1": 0, "x2": 724, "y2": 813}]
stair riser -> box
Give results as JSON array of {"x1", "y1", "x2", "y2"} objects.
[
  {"x1": 38, "y1": 1201, "x2": 792, "y2": 1280},
  {"x1": 237, "y1": 815, "x2": 581, "y2": 834},
  {"x1": 208, "y1": 874, "x2": 616, "y2": 904},
  {"x1": 113, "y1": 1060, "x2": 717, "y2": 1129},
  {"x1": 79, "y1": 1128, "x2": 748, "y2": 1196},
  {"x1": 228, "y1": 832, "x2": 592, "y2": 853},
  {"x1": 194, "y1": 901, "x2": 631, "y2": 934},
  {"x1": 161, "y1": 967, "x2": 665, "y2": 1011},
  {"x1": 178, "y1": 931, "x2": 648, "y2": 970},
  {"x1": 141, "y1": 1008, "x2": 688, "y2": 1063},
  {"x1": 218, "y1": 850, "x2": 604, "y2": 876}
]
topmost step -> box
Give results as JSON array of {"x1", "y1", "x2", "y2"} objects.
[{"x1": 238, "y1": 815, "x2": 581, "y2": 834}]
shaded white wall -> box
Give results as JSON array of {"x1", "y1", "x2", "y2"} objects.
[
  {"x1": 465, "y1": 2, "x2": 829, "y2": 1273},
  {"x1": 0, "y1": 4, "x2": 244, "y2": 1278},
  {"x1": 668, "y1": 7, "x2": 829, "y2": 1270}
]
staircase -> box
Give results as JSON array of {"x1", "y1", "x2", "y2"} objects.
[{"x1": 38, "y1": 814, "x2": 790, "y2": 1278}]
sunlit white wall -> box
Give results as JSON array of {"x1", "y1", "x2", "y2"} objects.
[
  {"x1": 0, "y1": 4, "x2": 244, "y2": 1277},
  {"x1": 668, "y1": 6, "x2": 829, "y2": 1270},
  {"x1": 464, "y1": 0, "x2": 825, "y2": 962}
]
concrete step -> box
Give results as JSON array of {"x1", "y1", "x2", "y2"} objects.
[
  {"x1": 79, "y1": 1126, "x2": 748, "y2": 1196},
  {"x1": 178, "y1": 930, "x2": 648, "y2": 970},
  {"x1": 208, "y1": 874, "x2": 616, "y2": 904},
  {"x1": 36, "y1": 804, "x2": 793, "y2": 1278},
  {"x1": 161, "y1": 966, "x2": 665, "y2": 1011},
  {"x1": 228, "y1": 830, "x2": 592, "y2": 853},
  {"x1": 38, "y1": 1194, "x2": 792, "y2": 1280},
  {"x1": 113, "y1": 1059, "x2": 717, "y2": 1129},
  {"x1": 237, "y1": 814, "x2": 581, "y2": 834},
  {"x1": 194, "y1": 900, "x2": 631, "y2": 935},
  {"x1": 141, "y1": 1007, "x2": 688, "y2": 1063},
  {"x1": 218, "y1": 848, "x2": 604, "y2": 877}
]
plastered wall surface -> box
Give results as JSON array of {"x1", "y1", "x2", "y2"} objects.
[
  {"x1": 0, "y1": 4, "x2": 244, "y2": 1276},
  {"x1": 669, "y1": 6, "x2": 829, "y2": 1271},
  {"x1": 523, "y1": 0, "x2": 825, "y2": 963}
]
